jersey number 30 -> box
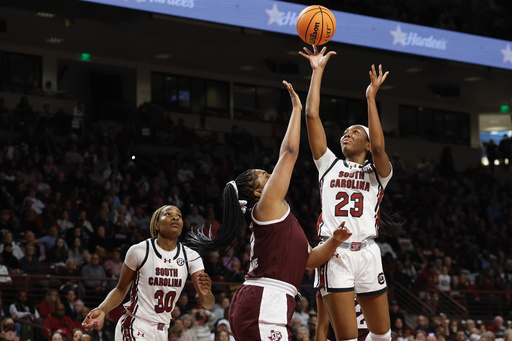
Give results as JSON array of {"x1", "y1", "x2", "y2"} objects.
[
  {"x1": 335, "y1": 192, "x2": 363, "y2": 217},
  {"x1": 154, "y1": 290, "x2": 176, "y2": 313}
]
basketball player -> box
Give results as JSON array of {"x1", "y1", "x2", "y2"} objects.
[
  {"x1": 187, "y1": 81, "x2": 352, "y2": 341},
  {"x1": 82, "y1": 205, "x2": 214, "y2": 341},
  {"x1": 316, "y1": 295, "x2": 369, "y2": 341},
  {"x1": 300, "y1": 45, "x2": 398, "y2": 341}
]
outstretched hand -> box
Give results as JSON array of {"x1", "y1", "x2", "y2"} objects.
[
  {"x1": 332, "y1": 221, "x2": 352, "y2": 244},
  {"x1": 82, "y1": 307, "x2": 105, "y2": 331},
  {"x1": 299, "y1": 45, "x2": 337, "y2": 70},
  {"x1": 283, "y1": 80, "x2": 302, "y2": 111},
  {"x1": 366, "y1": 64, "x2": 389, "y2": 99}
]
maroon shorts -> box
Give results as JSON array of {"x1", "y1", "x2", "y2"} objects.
[{"x1": 229, "y1": 284, "x2": 296, "y2": 341}]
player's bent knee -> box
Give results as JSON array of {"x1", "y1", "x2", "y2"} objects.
[{"x1": 365, "y1": 330, "x2": 391, "y2": 341}]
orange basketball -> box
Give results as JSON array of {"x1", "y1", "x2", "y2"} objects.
[{"x1": 296, "y1": 5, "x2": 336, "y2": 45}]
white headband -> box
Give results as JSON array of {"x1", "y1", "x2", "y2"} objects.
[
  {"x1": 359, "y1": 125, "x2": 370, "y2": 141},
  {"x1": 227, "y1": 180, "x2": 248, "y2": 214}
]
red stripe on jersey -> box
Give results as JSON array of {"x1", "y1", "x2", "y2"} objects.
[
  {"x1": 317, "y1": 181, "x2": 324, "y2": 236},
  {"x1": 319, "y1": 263, "x2": 326, "y2": 289},
  {"x1": 126, "y1": 272, "x2": 140, "y2": 314},
  {"x1": 375, "y1": 187, "x2": 385, "y2": 237},
  {"x1": 316, "y1": 212, "x2": 323, "y2": 235},
  {"x1": 122, "y1": 315, "x2": 134, "y2": 341}
]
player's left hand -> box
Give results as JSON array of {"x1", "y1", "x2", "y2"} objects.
[
  {"x1": 196, "y1": 272, "x2": 212, "y2": 295},
  {"x1": 332, "y1": 221, "x2": 352, "y2": 243},
  {"x1": 366, "y1": 64, "x2": 389, "y2": 99}
]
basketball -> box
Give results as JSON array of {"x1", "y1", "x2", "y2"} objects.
[{"x1": 296, "y1": 5, "x2": 336, "y2": 45}]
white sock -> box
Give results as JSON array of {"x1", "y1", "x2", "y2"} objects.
[{"x1": 365, "y1": 330, "x2": 392, "y2": 341}]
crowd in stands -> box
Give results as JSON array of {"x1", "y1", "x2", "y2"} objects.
[
  {"x1": 0, "y1": 92, "x2": 512, "y2": 341},
  {"x1": 287, "y1": 0, "x2": 512, "y2": 40}
]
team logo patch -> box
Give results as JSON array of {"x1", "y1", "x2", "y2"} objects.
[
  {"x1": 378, "y1": 272, "x2": 385, "y2": 285},
  {"x1": 157, "y1": 323, "x2": 165, "y2": 331},
  {"x1": 177, "y1": 258, "x2": 185, "y2": 266},
  {"x1": 268, "y1": 330, "x2": 282, "y2": 341}
]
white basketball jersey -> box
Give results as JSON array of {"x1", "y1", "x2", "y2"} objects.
[
  {"x1": 314, "y1": 148, "x2": 392, "y2": 242},
  {"x1": 122, "y1": 238, "x2": 204, "y2": 326}
]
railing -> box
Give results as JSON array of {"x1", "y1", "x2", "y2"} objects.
[
  {"x1": 389, "y1": 281, "x2": 511, "y2": 322},
  {"x1": 449, "y1": 288, "x2": 511, "y2": 321},
  {"x1": 1, "y1": 273, "x2": 510, "y2": 330},
  {"x1": 390, "y1": 281, "x2": 431, "y2": 327},
  {"x1": 437, "y1": 289, "x2": 469, "y2": 321},
  {"x1": 12, "y1": 317, "x2": 51, "y2": 341},
  {"x1": 0, "y1": 273, "x2": 118, "y2": 309}
]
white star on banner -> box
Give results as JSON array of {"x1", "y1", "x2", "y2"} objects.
[
  {"x1": 265, "y1": 4, "x2": 285, "y2": 26},
  {"x1": 390, "y1": 25, "x2": 407, "y2": 46},
  {"x1": 501, "y1": 44, "x2": 512, "y2": 64}
]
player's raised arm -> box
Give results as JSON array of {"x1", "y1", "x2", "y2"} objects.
[
  {"x1": 254, "y1": 80, "x2": 302, "y2": 221},
  {"x1": 367, "y1": 64, "x2": 391, "y2": 178},
  {"x1": 300, "y1": 45, "x2": 337, "y2": 160}
]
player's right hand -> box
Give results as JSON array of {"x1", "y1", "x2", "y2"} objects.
[
  {"x1": 332, "y1": 221, "x2": 352, "y2": 243},
  {"x1": 82, "y1": 307, "x2": 105, "y2": 331},
  {"x1": 299, "y1": 45, "x2": 337, "y2": 70}
]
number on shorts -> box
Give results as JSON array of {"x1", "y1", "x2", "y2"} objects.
[
  {"x1": 335, "y1": 192, "x2": 363, "y2": 217},
  {"x1": 355, "y1": 300, "x2": 367, "y2": 328},
  {"x1": 154, "y1": 290, "x2": 176, "y2": 313}
]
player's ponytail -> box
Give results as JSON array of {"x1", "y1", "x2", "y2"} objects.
[
  {"x1": 366, "y1": 162, "x2": 406, "y2": 238},
  {"x1": 185, "y1": 169, "x2": 258, "y2": 255},
  {"x1": 378, "y1": 210, "x2": 406, "y2": 238}
]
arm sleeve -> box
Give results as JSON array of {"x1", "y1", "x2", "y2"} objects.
[
  {"x1": 39, "y1": 301, "x2": 50, "y2": 318},
  {"x1": 186, "y1": 248, "x2": 205, "y2": 274},
  {"x1": 124, "y1": 242, "x2": 145, "y2": 271},
  {"x1": 204, "y1": 310, "x2": 216, "y2": 328},
  {"x1": 313, "y1": 148, "x2": 337, "y2": 178},
  {"x1": 13, "y1": 246, "x2": 24, "y2": 260},
  {"x1": 42, "y1": 317, "x2": 53, "y2": 339},
  {"x1": 377, "y1": 162, "x2": 393, "y2": 188},
  {"x1": 0, "y1": 266, "x2": 12, "y2": 282},
  {"x1": 10, "y1": 304, "x2": 30, "y2": 319}
]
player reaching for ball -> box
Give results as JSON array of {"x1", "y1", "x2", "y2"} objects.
[
  {"x1": 187, "y1": 80, "x2": 352, "y2": 341},
  {"x1": 82, "y1": 205, "x2": 214, "y2": 341},
  {"x1": 300, "y1": 45, "x2": 404, "y2": 341}
]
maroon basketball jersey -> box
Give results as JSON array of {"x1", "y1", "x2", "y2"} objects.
[{"x1": 245, "y1": 209, "x2": 310, "y2": 289}]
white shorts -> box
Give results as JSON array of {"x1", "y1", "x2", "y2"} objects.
[
  {"x1": 315, "y1": 241, "x2": 387, "y2": 296},
  {"x1": 115, "y1": 314, "x2": 169, "y2": 341}
]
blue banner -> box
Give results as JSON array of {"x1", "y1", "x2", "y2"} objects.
[{"x1": 81, "y1": 0, "x2": 512, "y2": 70}]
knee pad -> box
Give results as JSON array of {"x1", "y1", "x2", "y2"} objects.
[{"x1": 365, "y1": 330, "x2": 392, "y2": 341}]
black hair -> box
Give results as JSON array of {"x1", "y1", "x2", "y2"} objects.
[
  {"x1": 378, "y1": 210, "x2": 406, "y2": 238},
  {"x1": 185, "y1": 169, "x2": 259, "y2": 255},
  {"x1": 363, "y1": 132, "x2": 405, "y2": 238},
  {"x1": 365, "y1": 146, "x2": 405, "y2": 238}
]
